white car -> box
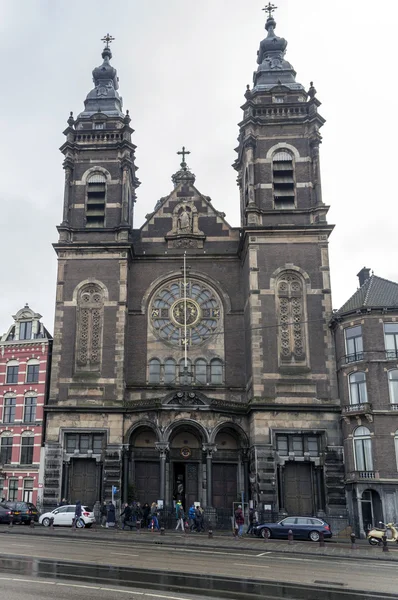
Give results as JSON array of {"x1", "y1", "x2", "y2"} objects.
[{"x1": 39, "y1": 505, "x2": 95, "y2": 528}]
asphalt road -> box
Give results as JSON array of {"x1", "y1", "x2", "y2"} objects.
[{"x1": 0, "y1": 533, "x2": 397, "y2": 596}]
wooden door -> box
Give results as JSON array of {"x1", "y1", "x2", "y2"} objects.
[
  {"x1": 212, "y1": 463, "x2": 237, "y2": 509},
  {"x1": 283, "y1": 462, "x2": 313, "y2": 515},
  {"x1": 135, "y1": 461, "x2": 160, "y2": 505},
  {"x1": 185, "y1": 463, "x2": 198, "y2": 509},
  {"x1": 69, "y1": 458, "x2": 97, "y2": 507}
]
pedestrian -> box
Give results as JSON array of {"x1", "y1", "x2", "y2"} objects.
[
  {"x1": 135, "y1": 502, "x2": 143, "y2": 531},
  {"x1": 142, "y1": 502, "x2": 150, "y2": 528},
  {"x1": 188, "y1": 503, "x2": 196, "y2": 531},
  {"x1": 73, "y1": 500, "x2": 82, "y2": 528},
  {"x1": 175, "y1": 501, "x2": 185, "y2": 531},
  {"x1": 234, "y1": 505, "x2": 244, "y2": 538},
  {"x1": 120, "y1": 502, "x2": 133, "y2": 530},
  {"x1": 194, "y1": 505, "x2": 204, "y2": 532},
  {"x1": 100, "y1": 501, "x2": 107, "y2": 527},
  {"x1": 149, "y1": 502, "x2": 160, "y2": 531},
  {"x1": 246, "y1": 507, "x2": 257, "y2": 535},
  {"x1": 107, "y1": 501, "x2": 116, "y2": 528}
]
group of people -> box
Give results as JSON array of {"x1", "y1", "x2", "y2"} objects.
[{"x1": 176, "y1": 502, "x2": 205, "y2": 532}]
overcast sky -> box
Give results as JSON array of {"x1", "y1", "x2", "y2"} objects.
[{"x1": 0, "y1": 0, "x2": 396, "y2": 335}]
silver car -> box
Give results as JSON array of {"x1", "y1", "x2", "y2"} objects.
[{"x1": 39, "y1": 505, "x2": 95, "y2": 528}]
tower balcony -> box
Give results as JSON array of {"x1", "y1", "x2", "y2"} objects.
[{"x1": 342, "y1": 402, "x2": 372, "y2": 416}]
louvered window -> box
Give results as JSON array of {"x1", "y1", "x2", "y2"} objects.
[
  {"x1": 86, "y1": 173, "x2": 106, "y2": 227},
  {"x1": 272, "y1": 151, "x2": 295, "y2": 209}
]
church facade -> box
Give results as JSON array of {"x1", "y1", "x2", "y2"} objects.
[{"x1": 43, "y1": 13, "x2": 347, "y2": 529}]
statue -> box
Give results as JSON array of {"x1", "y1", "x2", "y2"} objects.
[{"x1": 178, "y1": 207, "x2": 192, "y2": 233}]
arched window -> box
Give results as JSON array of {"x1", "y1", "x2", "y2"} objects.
[
  {"x1": 148, "y1": 359, "x2": 161, "y2": 384},
  {"x1": 6, "y1": 360, "x2": 19, "y2": 384},
  {"x1": 76, "y1": 283, "x2": 105, "y2": 372},
  {"x1": 348, "y1": 372, "x2": 368, "y2": 405},
  {"x1": 26, "y1": 359, "x2": 40, "y2": 383},
  {"x1": 86, "y1": 172, "x2": 106, "y2": 227},
  {"x1": 195, "y1": 359, "x2": 207, "y2": 384},
  {"x1": 164, "y1": 359, "x2": 176, "y2": 384},
  {"x1": 210, "y1": 359, "x2": 223, "y2": 384},
  {"x1": 353, "y1": 426, "x2": 373, "y2": 472},
  {"x1": 3, "y1": 394, "x2": 16, "y2": 424},
  {"x1": 179, "y1": 359, "x2": 192, "y2": 385},
  {"x1": 388, "y1": 370, "x2": 398, "y2": 405},
  {"x1": 272, "y1": 150, "x2": 295, "y2": 209},
  {"x1": 276, "y1": 271, "x2": 307, "y2": 366}
]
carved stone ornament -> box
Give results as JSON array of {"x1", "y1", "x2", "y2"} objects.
[
  {"x1": 166, "y1": 390, "x2": 207, "y2": 406},
  {"x1": 165, "y1": 200, "x2": 206, "y2": 249}
]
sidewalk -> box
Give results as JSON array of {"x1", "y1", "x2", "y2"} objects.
[{"x1": 2, "y1": 524, "x2": 398, "y2": 562}]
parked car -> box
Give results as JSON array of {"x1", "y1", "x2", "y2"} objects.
[
  {"x1": 0, "y1": 504, "x2": 22, "y2": 524},
  {"x1": 39, "y1": 505, "x2": 95, "y2": 528},
  {"x1": 1, "y1": 501, "x2": 39, "y2": 523},
  {"x1": 254, "y1": 516, "x2": 332, "y2": 542}
]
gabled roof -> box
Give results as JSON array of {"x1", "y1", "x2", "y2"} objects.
[{"x1": 337, "y1": 275, "x2": 398, "y2": 314}]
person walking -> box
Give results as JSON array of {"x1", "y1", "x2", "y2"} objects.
[
  {"x1": 135, "y1": 502, "x2": 143, "y2": 531},
  {"x1": 120, "y1": 503, "x2": 133, "y2": 530},
  {"x1": 73, "y1": 500, "x2": 82, "y2": 528},
  {"x1": 107, "y1": 501, "x2": 116, "y2": 528},
  {"x1": 246, "y1": 507, "x2": 258, "y2": 535},
  {"x1": 234, "y1": 505, "x2": 244, "y2": 538},
  {"x1": 149, "y1": 502, "x2": 160, "y2": 531},
  {"x1": 100, "y1": 501, "x2": 107, "y2": 527},
  {"x1": 195, "y1": 505, "x2": 204, "y2": 533},
  {"x1": 175, "y1": 501, "x2": 185, "y2": 531},
  {"x1": 142, "y1": 503, "x2": 150, "y2": 528},
  {"x1": 188, "y1": 503, "x2": 196, "y2": 531}
]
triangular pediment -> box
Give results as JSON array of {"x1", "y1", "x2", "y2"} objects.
[{"x1": 163, "y1": 389, "x2": 209, "y2": 406}]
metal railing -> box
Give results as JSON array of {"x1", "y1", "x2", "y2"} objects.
[
  {"x1": 344, "y1": 352, "x2": 364, "y2": 364},
  {"x1": 342, "y1": 403, "x2": 372, "y2": 414}
]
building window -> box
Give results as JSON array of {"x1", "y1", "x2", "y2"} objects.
[
  {"x1": 23, "y1": 479, "x2": 34, "y2": 503},
  {"x1": 76, "y1": 283, "x2": 105, "y2": 372},
  {"x1": 272, "y1": 150, "x2": 295, "y2": 209},
  {"x1": 276, "y1": 434, "x2": 319, "y2": 457},
  {"x1": 276, "y1": 271, "x2": 307, "y2": 366},
  {"x1": 0, "y1": 436, "x2": 13, "y2": 464},
  {"x1": 94, "y1": 123, "x2": 104, "y2": 130},
  {"x1": 348, "y1": 372, "x2": 368, "y2": 405},
  {"x1": 385, "y1": 323, "x2": 398, "y2": 359},
  {"x1": 19, "y1": 321, "x2": 32, "y2": 340},
  {"x1": 387, "y1": 369, "x2": 398, "y2": 405},
  {"x1": 20, "y1": 437, "x2": 34, "y2": 465},
  {"x1": 86, "y1": 172, "x2": 106, "y2": 227},
  {"x1": 345, "y1": 326, "x2": 364, "y2": 363},
  {"x1": 164, "y1": 359, "x2": 176, "y2": 384},
  {"x1": 65, "y1": 433, "x2": 104, "y2": 454},
  {"x1": 148, "y1": 359, "x2": 161, "y2": 383},
  {"x1": 24, "y1": 397, "x2": 37, "y2": 423},
  {"x1": 8, "y1": 479, "x2": 18, "y2": 501},
  {"x1": 3, "y1": 397, "x2": 16, "y2": 423},
  {"x1": 210, "y1": 359, "x2": 223, "y2": 384},
  {"x1": 353, "y1": 426, "x2": 373, "y2": 472},
  {"x1": 195, "y1": 359, "x2": 207, "y2": 384},
  {"x1": 6, "y1": 363, "x2": 18, "y2": 384},
  {"x1": 26, "y1": 362, "x2": 39, "y2": 383}
]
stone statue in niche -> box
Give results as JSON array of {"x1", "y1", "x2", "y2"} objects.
[{"x1": 177, "y1": 207, "x2": 192, "y2": 233}]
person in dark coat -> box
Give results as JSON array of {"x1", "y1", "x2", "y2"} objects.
[
  {"x1": 234, "y1": 505, "x2": 244, "y2": 537},
  {"x1": 120, "y1": 503, "x2": 133, "y2": 530},
  {"x1": 142, "y1": 503, "x2": 150, "y2": 528},
  {"x1": 73, "y1": 500, "x2": 82, "y2": 528},
  {"x1": 195, "y1": 505, "x2": 204, "y2": 532},
  {"x1": 135, "y1": 502, "x2": 143, "y2": 530},
  {"x1": 100, "y1": 501, "x2": 107, "y2": 527},
  {"x1": 107, "y1": 501, "x2": 116, "y2": 528}
]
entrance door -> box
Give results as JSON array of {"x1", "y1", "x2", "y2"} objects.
[
  {"x1": 173, "y1": 463, "x2": 198, "y2": 510},
  {"x1": 283, "y1": 462, "x2": 313, "y2": 515},
  {"x1": 69, "y1": 458, "x2": 97, "y2": 506},
  {"x1": 212, "y1": 463, "x2": 237, "y2": 509},
  {"x1": 135, "y1": 461, "x2": 160, "y2": 505}
]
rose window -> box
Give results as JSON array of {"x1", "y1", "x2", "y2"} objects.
[{"x1": 150, "y1": 280, "x2": 221, "y2": 346}]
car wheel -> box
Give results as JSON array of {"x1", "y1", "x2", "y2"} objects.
[
  {"x1": 309, "y1": 530, "x2": 320, "y2": 542},
  {"x1": 42, "y1": 517, "x2": 50, "y2": 527},
  {"x1": 76, "y1": 518, "x2": 85, "y2": 528},
  {"x1": 368, "y1": 537, "x2": 380, "y2": 546},
  {"x1": 261, "y1": 528, "x2": 271, "y2": 539}
]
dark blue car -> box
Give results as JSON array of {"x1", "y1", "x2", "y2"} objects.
[{"x1": 254, "y1": 516, "x2": 332, "y2": 542}]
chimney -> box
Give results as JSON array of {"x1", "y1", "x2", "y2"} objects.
[{"x1": 357, "y1": 267, "x2": 371, "y2": 287}]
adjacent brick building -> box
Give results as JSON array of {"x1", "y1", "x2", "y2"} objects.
[
  {"x1": 331, "y1": 268, "x2": 398, "y2": 536},
  {"x1": 43, "y1": 13, "x2": 347, "y2": 531},
  {"x1": 0, "y1": 305, "x2": 52, "y2": 506}
]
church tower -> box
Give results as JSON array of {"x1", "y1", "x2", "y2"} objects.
[
  {"x1": 234, "y1": 5, "x2": 346, "y2": 521},
  {"x1": 43, "y1": 36, "x2": 139, "y2": 508}
]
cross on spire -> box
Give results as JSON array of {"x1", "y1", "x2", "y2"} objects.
[
  {"x1": 262, "y1": 2, "x2": 277, "y2": 19},
  {"x1": 101, "y1": 33, "x2": 115, "y2": 49},
  {"x1": 177, "y1": 146, "x2": 191, "y2": 168}
]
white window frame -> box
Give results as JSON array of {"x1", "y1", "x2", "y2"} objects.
[{"x1": 353, "y1": 426, "x2": 373, "y2": 471}]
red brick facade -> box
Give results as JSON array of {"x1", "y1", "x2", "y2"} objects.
[{"x1": 0, "y1": 305, "x2": 52, "y2": 507}]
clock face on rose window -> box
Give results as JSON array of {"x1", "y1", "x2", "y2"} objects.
[{"x1": 150, "y1": 280, "x2": 221, "y2": 346}]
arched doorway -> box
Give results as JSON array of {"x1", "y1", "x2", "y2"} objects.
[
  {"x1": 130, "y1": 426, "x2": 159, "y2": 505},
  {"x1": 168, "y1": 424, "x2": 204, "y2": 510},
  {"x1": 212, "y1": 428, "x2": 240, "y2": 510},
  {"x1": 361, "y1": 489, "x2": 383, "y2": 533}
]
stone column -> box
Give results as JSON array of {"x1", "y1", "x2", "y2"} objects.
[
  {"x1": 310, "y1": 140, "x2": 323, "y2": 205},
  {"x1": 123, "y1": 447, "x2": 129, "y2": 503},
  {"x1": 61, "y1": 163, "x2": 73, "y2": 225},
  {"x1": 156, "y1": 443, "x2": 169, "y2": 504},
  {"x1": 203, "y1": 444, "x2": 217, "y2": 507},
  {"x1": 242, "y1": 451, "x2": 249, "y2": 505},
  {"x1": 121, "y1": 166, "x2": 129, "y2": 225}
]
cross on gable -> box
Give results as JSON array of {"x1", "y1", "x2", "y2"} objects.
[
  {"x1": 101, "y1": 33, "x2": 115, "y2": 49},
  {"x1": 262, "y1": 2, "x2": 277, "y2": 18},
  {"x1": 177, "y1": 146, "x2": 191, "y2": 167}
]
